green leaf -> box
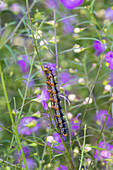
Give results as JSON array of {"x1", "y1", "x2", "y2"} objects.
[
  {"x1": 0, "y1": 27, "x2": 12, "y2": 49},
  {"x1": 18, "y1": 89, "x2": 24, "y2": 99},
  {"x1": 90, "y1": 0, "x2": 95, "y2": 13}
]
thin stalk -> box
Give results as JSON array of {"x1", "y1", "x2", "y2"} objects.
[
  {"x1": 40, "y1": 139, "x2": 47, "y2": 170},
  {"x1": 0, "y1": 66, "x2": 28, "y2": 170},
  {"x1": 2, "y1": 0, "x2": 36, "y2": 47},
  {"x1": 26, "y1": 0, "x2": 40, "y2": 62},
  {"x1": 53, "y1": 8, "x2": 76, "y2": 169},
  {"x1": 18, "y1": 53, "x2": 36, "y2": 121},
  {"x1": 0, "y1": 158, "x2": 18, "y2": 167},
  {"x1": 25, "y1": 0, "x2": 46, "y2": 80},
  {"x1": 64, "y1": 90, "x2": 75, "y2": 167},
  {"x1": 79, "y1": 125, "x2": 87, "y2": 170},
  {"x1": 54, "y1": 8, "x2": 60, "y2": 89},
  {"x1": 75, "y1": 56, "x2": 103, "y2": 143},
  {"x1": 88, "y1": 104, "x2": 112, "y2": 169},
  {"x1": 50, "y1": 95, "x2": 76, "y2": 169},
  {"x1": 59, "y1": 133, "x2": 77, "y2": 170}
]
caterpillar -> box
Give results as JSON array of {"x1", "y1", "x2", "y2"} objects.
[{"x1": 44, "y1": 66, "x2": 68, "y2": 137}]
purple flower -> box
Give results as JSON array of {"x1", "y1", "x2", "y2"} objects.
[
  {"x1": 10, "y1": 3, "x2": 21, "y2": 13},
  {"x1": 45, "y1": 0, "x2": 59, "y2": 9},
  {"x1": 61, "y1": 72, "x2": 71, "y2": 84},
  {"x1": 59, "y1": 0, "x2": 84, "y2": 9},
  {"x1": 17, "y1": 55, "x2": 30, "y2": 73},
  {"x1": 93, "y1": 40, "x2": 106, "y2": 56},
  {"x1": 70, "y1": 113, "x2": 81, "y2": 136},
  {"x1": 15, "y1": 147, "x2": 37, "y2": 170},
  {"x1": 53, "y1": 132, "x2": 65, "y2": 142},
  {"x1": 17, "y1": 60, "x2": 29, "y2": 73},
  {"x1": 95, "y1": 109, "x2": 113, "y2": 129},
  {"x1": 41, "y1": 100, "x2": 48, "y2": 110},
  {"x1": 18, "y1": 117, "x2": 40, "y2": 135},
  {"x1": 22, "y1": 158, "x2": 37, "y2": 169},
  {"x1": 60, "y1": 71, "x2": 77, "y2": 89},
  {"x1": 108, "y1": 72, "x2": 113, "y2": 86},
  {"x1": 41, "y1": 89, "x2": 49, "y2": 110},
  {"x1": 40, "y1": 63, "x2": 56, "y2": 76},
  {"x1": 105, "y1": 7, "x2": 113, "y2": 21},
  {"x1": 53, "y1": 143, "x2": 65, "y2": 153},
  {"x1": 47, "y1": 133, "x2": 65, "y2": 153},
  {"x1": 109, "y1": 61, "x2": 113, "y2": 70},
  {"x1": 17, "y1": 55, "x2": 34, "y2": 87},
  {"x1": 105, "y1": 51, "x2": 113, "y2": 69},
  {"x1": 15, "y1": 147, "x2": 31, "y2": 159},
  {"x1": 60, "y1": 72, "x2": 74, "y2": 87},
  {"x1": 37, "y1": 89, "x2": 49, "y2": 110},
  {"x1": 56, "y1": 165, "x2": 68, "y2": 170},
  {"x1": 62, "y1": 17, "x2": 74, "y2": 35},
  {"x1": 94, "y1": 141, "x2": 113, "y2": 161},
  {"x1": 0, "y1": 1, "x2": 6, "y2": 11},
  {"x1": 105, "y1": 51, "x2": 113, "y2": 63},
  {"x1": 23, "y1": 74, "x2": 35, "y2": 88},
  {"x1": 0, "y1": 122, "x2": 3, "y2": 131}
]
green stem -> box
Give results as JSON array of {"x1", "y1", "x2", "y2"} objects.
[
  {"x1": 88, "y1": 104, "x2": 112, "y2": 169},
  {"x1": 25, "y1": 0, "x2": 46, "y2": 82},
  {"x1": 0, "y1": 66, "x2": 28, "y2": 170},
  {"x1": 79, "y1": 125, "x2": 86, "y2": 170},
  {"x1": 59, "y1": 133, "x2": 77, "y2": 170},
  {"x1": 18, "y1": 53, "x2": 36, "y2": 121}
]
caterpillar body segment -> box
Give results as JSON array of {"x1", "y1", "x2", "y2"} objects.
[{"x1": 44, "y1": 66, "x2": 68, "y2": 136}]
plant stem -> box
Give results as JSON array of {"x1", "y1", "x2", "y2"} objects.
[
  {"x1": 0, "y1": 66, "x2": 28, "y2": 170},
  {"x1": 79, "y1": 125, "x2": 86, "y2": 170},
  {"x1": 88, "y1": 104, "x2": 111, "y2": 170},
  {"x1": 59, "y1": 133, "x2": 77, "y2": 170},
  {"x1": 54, "y1": 8, "x2": 60, "y2": 89}
]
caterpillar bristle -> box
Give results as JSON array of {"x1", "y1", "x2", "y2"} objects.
[
  {"x1": 58, "y1": 122, "x2": 63, "y2": 127},
  {"x1": 50, "y1": 83, "x2": 55, "y2": 86},
  {"x1": 58, "y1": 121, "x2": 62, "y2": 124},
  {"x1": 63, "y1": 132, "x2": 68, "y2": 137},
  {"x1": 55, "y1": 114, "x2": 60, "y2": 118},
  {"x1": 51, "y1": 106, "x2": 56, "y2": 109},
  {"x1": 54, "y1": 99, "x2": 58, "y2": 103},
  {"x1": 44, "y1": 66, "x2": 68, "y2": 137},
  {"x1": 47, "y1": 81, "x2": 51, "y2": 85},
  {"x1": 52, "y1": 91, "x2": 57, "y2": 94},
  {"x1": 50, "y1": 98, "x2": 54, "y2": 101},
  {"x1": 44, "y1": 68, "x2": 49, "y2": 71},
  {"x1": 48, "y1": 89, "x2": 53, "y2": 93}
]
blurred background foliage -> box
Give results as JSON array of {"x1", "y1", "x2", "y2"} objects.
[{"x1": 0, "y1": 0, "x2": 113, "y2": 169}]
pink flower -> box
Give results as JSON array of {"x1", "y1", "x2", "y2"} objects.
[
  {"x1": 10, "y1": 3, "x2": 21, "y2": 13},
  {"x1": 0, "y1": 1, "x2": 6, "y2": 11},
  {"x1": 94, "y1": 141, "x2": 113, "y2": 161}
]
